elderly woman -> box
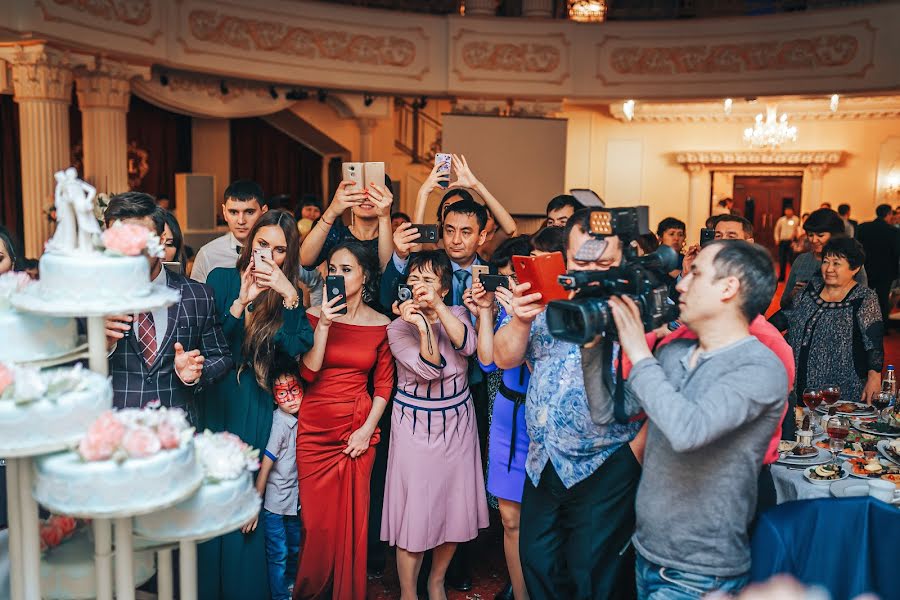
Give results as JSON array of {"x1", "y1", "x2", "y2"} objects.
[
  {"x1": 782, "y1": 208, "x2": 867, "y2": 309},
  {"x1": 771, "y1": 237, "x2": 884, "y2": 404}
]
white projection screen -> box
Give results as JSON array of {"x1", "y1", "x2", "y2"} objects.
[{"x1": 440, "y1": 114, "x2": 567, "y2": 216}]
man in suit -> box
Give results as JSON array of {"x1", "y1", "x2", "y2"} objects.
[
  {"x1": 103, "y1": 192, "x2": 232, "y2": 424},
  {"x1": 838, "y1": 203, "x2": 859, "y2": 238},
  {"x1": 857, "y1": 203, "x2": 900, "y2": 327}
]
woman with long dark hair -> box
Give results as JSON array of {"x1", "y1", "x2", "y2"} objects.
[
  {"x1": 159, "y1": 210, "x2": 188, "y2": 272},
  {"x1": 0, "y1": 227, "x2": 20, "y2": 275},
  {"x1": 197, "y1": 209, "x2": 314, "y2": 600},
  {"x1": 294, "y1": 241, "x2": 394, "y2": 600}
]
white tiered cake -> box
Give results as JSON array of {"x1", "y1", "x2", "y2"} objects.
[
  {"x1": 33, "y1": 406, "x2": 204, "y2": 519},
  {"x1": 134, "y1": 431, "x2": 262, "y2": 542},
  {"x1": 0, "y1": 273, "x2": 79, "y2": 365}
]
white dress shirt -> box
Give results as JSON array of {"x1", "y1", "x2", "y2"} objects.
[{"x1": 191, "y1": 233, "x2": 241, "y2": 283}]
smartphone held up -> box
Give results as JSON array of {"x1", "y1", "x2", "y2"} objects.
[
  {"x1": 326, "y1": 275, "x2": 348, "y2": 315},
  {"x1": 435, "y1": 153, "x2": 452, "y2": 188}
]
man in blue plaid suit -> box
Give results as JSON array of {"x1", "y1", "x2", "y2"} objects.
[{"x1": 103, "y1": 193, "x2": 232, "y2": 424}]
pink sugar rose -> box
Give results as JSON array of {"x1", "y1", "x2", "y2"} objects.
[
  {"x1": 0, "y1": 363, "x2": 13, "y2": 395},
  {"x1": 157, "y1": 420, "x2": 182, "y2": 449},
  {"x1": 122, "y1": 426, "x2": 162, "y2": 458},
  {"x1": 101, "y1": 223, "x2": 149, "y2": 256},
  {"x1": 78, "y1": 411, "x2": 125, "y2": 461}
]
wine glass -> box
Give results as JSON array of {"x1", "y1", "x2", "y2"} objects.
[
  {"x1": 826, "y1": 415, "x2": 850, "y2": 467},
  {"x1": 801, "y1": 387, "x2": 823, "y2": 421},
  {"x1": 872, "y1": 391, "x2": 894, "y2": 423}
]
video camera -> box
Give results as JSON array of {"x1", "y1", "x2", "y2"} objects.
[{"x1": 546, "y1": 206, "x2": 679, "y2": 345}]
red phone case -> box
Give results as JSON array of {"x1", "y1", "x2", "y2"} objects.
[{"x1": 512, "y1": 252, "x2": 569, "y2": 305}]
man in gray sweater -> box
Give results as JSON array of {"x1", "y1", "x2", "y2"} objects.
[{"x1": 609, "y1": 241, "x2": 788, "y2": 599}]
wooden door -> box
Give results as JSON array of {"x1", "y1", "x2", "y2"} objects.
[{"x1": 732, "y1": 176, "x2": 803, "y2": 256}]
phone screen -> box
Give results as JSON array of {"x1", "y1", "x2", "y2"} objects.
[
  {"x1": 162, "y1": 261, "x2": 183, "y2": 275},
  {"x1": 480, "y1": 274, "x2": 509, "y2": 292},
  {"x1": 326, "y1": 275, "x2": 348, "y2": 315},
  {"x1": 512, "y1": 253, "x2": 569, "y2": 305},
  {"x1": 435, "y1": 153, "x2": 452, "y2": 188}
]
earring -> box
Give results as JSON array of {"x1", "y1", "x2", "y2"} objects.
[{"x1": 362, "y1": 286, "x2": 372, "y2": 303}]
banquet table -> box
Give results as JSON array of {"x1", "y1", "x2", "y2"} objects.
[{"x1": 771, "y1": 464, "x2": 833, "y2": 502}]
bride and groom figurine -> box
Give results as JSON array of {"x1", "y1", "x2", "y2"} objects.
[{"x1": 47, "y1": 167, "x2": 101, "y2": 254}]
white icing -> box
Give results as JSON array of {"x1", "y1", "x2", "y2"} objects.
[
  {"x1": 40, "y1": 529, "x2": 155, "y2": 600},
  {"x1": 0, "y1": 368, "x2": 111, "y2": 458},
  {"x1": 39, "y1": 252, "x2": 151, "y2": 298},
  {"x1": 33, "y1": 441, "x2": 204, "y2": 518},
  {"x1": 0, "y1": 308, "x2": 78, "y2": 364},
  {"x1": 133, "y1": 472, "x2": 261, "y2": 542}
]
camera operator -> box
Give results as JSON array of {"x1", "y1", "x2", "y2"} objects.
[
  {"x1": 494, "y1": 209, "x2": 642, "y2": 600},
  {"x1": 609, "y1": 241, "x2": 788, "y2": 598}
]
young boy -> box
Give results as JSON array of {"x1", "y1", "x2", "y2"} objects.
[{"x1": 255, "y1": 357, "x2": 303, "y2": 600}]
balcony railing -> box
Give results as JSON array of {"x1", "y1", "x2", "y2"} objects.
[{"x1": 394, "y1": 98, "x2": 442, "y2": 165}]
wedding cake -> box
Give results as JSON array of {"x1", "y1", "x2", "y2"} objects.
[
  {"x1": 134, "y1": 430, "x2": 262, "y2": 542},
  {"x1": 0, "y1": 273, "x2": 78, "y2": 364},
  {"x1": 0, "y1": 363, "x2": 111, "y2": 457},
  {"x1": 33, "y1": 405, "x2": 204, "y2": 518},
  {"x1": 11, "y1": 168, "x2": 179, "y2": 316}
]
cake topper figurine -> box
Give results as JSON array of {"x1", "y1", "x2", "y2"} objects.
[{"x1": 49, "y1": 167, "x2": 100, "y2": 253}]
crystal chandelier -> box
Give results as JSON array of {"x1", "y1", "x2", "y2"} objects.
[
  {"x1": 569, "y1": 0, "x2": 607, "y2": 22},
  {"x1": 743, "y1": 104, "x2": 797, "y2": 149}
]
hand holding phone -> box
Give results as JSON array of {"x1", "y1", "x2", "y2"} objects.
[
  {"x1": 411, "y1": 224, "x2": 439, "y2": 244},
  {"x1": 699, "y1": 228, "x2": 716, "y2": 247},
  {"x1": 512, "y1": 253, "x2": 569, "y2": 305},
  {"x1": 480, "y1": 274, "x2": 510, "y2": 292},
  {"x1": 325, "y1": 275, "x2": 348, "y2": 315},
  {"x1": 341, "y1": 162, "x2": 364, "y2": 192},
  {"x1": 253, "y1": 247, "x2": 273, "y2": 274},
  {"x1": 471, "y1": 265, "x2": 489, "y2": 284},
  {"x1": 435, "y1": 153, "x2": 452, "y2": 188}
]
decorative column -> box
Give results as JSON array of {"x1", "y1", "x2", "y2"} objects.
[
  {"x1": 465, "y1": 0, "x2": 497, "y2": 16},
  {"x1": 807, "y1": 164, "x2": 827, "y2": 208},
  {"x1": 357, "y1": 118, "x2": 376, "y2": 163},
  {"x1": 75, "y1": 59, "x2": 131, "y2": 194},
  {"x1": 522, "y1": 0, "x2": 554, "y2": 17},
  {"x1": 10, "y1": 44, "x2": 73, "y2": 258},
  {"x1": 686, "y1": 163, "x2": 710, "y2": 242}
]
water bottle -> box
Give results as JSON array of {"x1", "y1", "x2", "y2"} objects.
[{"x1": 883, "y1": 365, "x2": 896, "y2": 396}]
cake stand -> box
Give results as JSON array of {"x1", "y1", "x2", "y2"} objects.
[{"x1": 7, "y1": 289, "x2": 180, "y2": 600}]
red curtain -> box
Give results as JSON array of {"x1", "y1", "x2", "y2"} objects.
[
  {"x1": 126, "y1": 96, "x2": 192, "y2": 202},
  {"x1": 0, "y1": 95, "x2": 23, "y2": 242},
  {"x1": 230, "y1": 117, "x2": 323, "y2": 212}
]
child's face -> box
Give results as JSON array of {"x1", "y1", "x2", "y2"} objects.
[{"x1": 273, "y1": 374, "x2": 302, "y2": 415}]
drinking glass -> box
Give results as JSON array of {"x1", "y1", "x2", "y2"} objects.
[
  {"x1": 801, "y1": 387, "x2": 823, "y2": 421},
  {"x1": 871, "y1": 391, "x2": 894, "y2": 423},
  {"x1": 821, "y1": 384, "x2": 841, "y2": 407},
  {"x1": 826, "y1": 415, "x2": 850, "y2": 467}
]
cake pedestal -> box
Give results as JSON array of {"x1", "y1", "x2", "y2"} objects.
[
  {"x1": 179, "y1": 541, "x2": 198, "y2": 600},
  {"x1": 6, "y1": 458, "x2": 23, "y2": 600},
  {"x1": 157, "y1": 548, "x2": 174, "y2": 600}
]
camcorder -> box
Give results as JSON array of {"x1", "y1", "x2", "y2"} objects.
[{"x1": 546, "y1": 206, "x2": 679, "y2": 345}]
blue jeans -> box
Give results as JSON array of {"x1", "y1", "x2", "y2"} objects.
[
  {"x1": 636, "y1": 553, "x2": 748, "y2": 600},
  {"x1": 262, "y1": 509, "x2": 301, "y2": 600}
]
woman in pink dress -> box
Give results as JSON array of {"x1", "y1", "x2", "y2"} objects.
[{"x1": 382, "y1": 250, "x2": 489, "y2": 600}]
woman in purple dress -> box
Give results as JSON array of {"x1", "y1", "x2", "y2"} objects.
[{"x1": 382, "y1": 250, "x2": 489, "y2": 600}]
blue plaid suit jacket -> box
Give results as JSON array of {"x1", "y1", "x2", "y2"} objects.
[{"x1": 108, "y1": 267, "x2": 233, "y2": 423}]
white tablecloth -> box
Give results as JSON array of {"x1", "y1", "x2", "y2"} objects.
[{"x1": 771, "y1": 464, "x2": 833, "y2": 502}]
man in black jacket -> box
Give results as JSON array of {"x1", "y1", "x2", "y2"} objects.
[{"x1": 857, "y1": 204, "x2": 900, "y2": 326}]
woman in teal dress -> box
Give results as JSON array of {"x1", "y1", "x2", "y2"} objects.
[{"x1": 198, "y1": 210, "x2": 314, "y2": 600}]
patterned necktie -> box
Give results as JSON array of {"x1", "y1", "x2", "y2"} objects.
[
  {"x1": 453, "y1": 270, "x2": 472, "y2": 306},
  {"x1": 136, "y1": 312, "x2": 157, "y2": 366}
]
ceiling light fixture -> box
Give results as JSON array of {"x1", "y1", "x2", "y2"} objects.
[
  {"x1": 623, "y1": 99, "x2": 635, "y2": 121},
  {"x1": 723, "y1": 98, "x2": 733, "y2": 116},
  {"x1": 743, "y1": 104, "x2": 797, "y2": 149},
  {"x1": 830, "y1": 94, "x2": 840, "y2": 112},
  {"x1": 568, "y1": 0, "x2": 607, "y2": 23}
]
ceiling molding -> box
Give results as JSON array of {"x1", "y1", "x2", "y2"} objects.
[
  {"x1": 675, "y1": 151, "x2": 844, "y2": 166},
  {"x1": 609, "y1": 96, "x2": 900, "y2": 123}
]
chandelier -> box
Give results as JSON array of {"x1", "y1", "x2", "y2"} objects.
[
  {"x1": 743, "y1": 105, "x2": 797, "y2": 149},
  {"x1": 569, "y1": 0, "x2": 607, "y2": 22}
]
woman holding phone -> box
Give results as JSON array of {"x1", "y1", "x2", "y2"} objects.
[
  {"x1": 294, "y1": 241, "x2": 394, "y2": 600},
  {"x1": 197, "y1": 210, "x2": 314, "y2": 600},
  {"x1": 464, "y1": 236, "x2": 532, "y2": 600}
]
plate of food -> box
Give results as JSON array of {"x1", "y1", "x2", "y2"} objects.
[
  {"x1": 882, "y1": 473, "x2": 900, "y2": 488},
  {"x1": 777, "y1": 446, "x2": 831, "y2": 466},
  {"x1": 830, "y1": 479, "x2": 871, "y2": 498},
  {"x1": 852, "y1": 420, "x2": 900, "y2": 437},
  {"x1": 804, "y1": 462, "x2": 849, "y2": 485},
  {"x1": 778, "y1": 440, "x2": 798, "y2": 454},
  {"x1": 846, "y1": 457, "x2": 900, "y2": 479},
  {"x1": 817, "y1": 432, "x2": 880, "y2": 458},
  {"x1": 817, "y1": 401, "x2": 876, "y2": 417},
  {"x1": 877, "y1": 439, "x2": 900, "y2": 466}
]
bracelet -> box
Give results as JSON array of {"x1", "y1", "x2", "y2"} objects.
[
  {"x1": 283, "y1": 295, "x2": 300, "y2": 310},
  {"x1": 319, "y1": 216, "x2": 334, "y2": 226}
]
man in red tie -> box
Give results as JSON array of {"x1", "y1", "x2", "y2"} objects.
[{"x1": 103, "y1": 192, "x2": 232, "y2": 424}]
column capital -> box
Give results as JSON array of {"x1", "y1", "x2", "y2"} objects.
[
  {"x1": 75, "y1": 59, "x2": 135, "y2": 111},
  {"x1": 685, "y1": 163, "x2": 706, "y2": 175},
  {"x1": 807, "y1": 164, "x2": 828, "y2": 177},
  {"x1": 10, "y1": 44, "x2": 73, "y2": 103},
  {"x1": 356, "y1": 117, "x2": 377, "y2": 135}
]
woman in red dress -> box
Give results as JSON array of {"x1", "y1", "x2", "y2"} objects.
[{"x1": 295, "y1": 241, "x2": 394, "y2": 600}]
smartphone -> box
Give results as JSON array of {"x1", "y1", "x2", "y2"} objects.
[
  {"x1": 253, "y1": 247, "x2": 273, "y2": 273},
  {"x1": 341, "y1": 162, "x2": 364, "y2": 192},
  {"x1": 325, "y1": 275, "x2": 348, "y2": 315},
  {"x1": 364, "y1": 161, "x2": 385, "y2": 191},
  {"x1": 471, "y1": 265, "x2": 489, "y2": 284},
  {"x1": 570, "y1": 188, "x2": 605, "y2": 208},
  {"x1": 480, "y1": 274, "x2": 509, "y2": 292},
  {"x1": 162, "y1": 261, "x2": 183, "y2": 275},
  {"x1": 397, "y1": 284, "x2": 414, "y2": 303},
  {"x1": 700, "y1": 228, "x2": 716, "y2": 247},
  {"x1": 512, "y1": 252, "x2": 569, "y2": 305},
  {"x1": 411, "y1": 224, "x2": 439, "y2": 243},
  {"x1": 435, "y1": 153, "x2": 452, "y2": 188}
]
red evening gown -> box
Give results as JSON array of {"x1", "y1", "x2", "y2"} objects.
[{"x1": 294, "y1": 315, "x2": 394, "y2": 600}]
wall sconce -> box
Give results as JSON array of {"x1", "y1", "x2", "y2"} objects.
[
  {"x1": 830, "y1": 94, "x2": 840, "y2": 113},
  {"x1": 623, "y1": 99, "x2": 635, "y2": 121},
  {"x1": 724, "y1": 98, "x2": 733, "y2": 116},
  {"x1": 886, "y1": 173, "x2": 900, "y2": 199}
]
